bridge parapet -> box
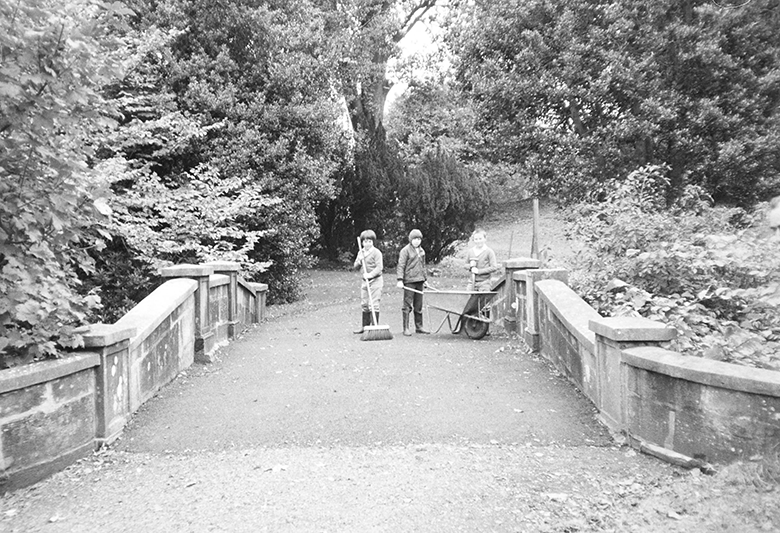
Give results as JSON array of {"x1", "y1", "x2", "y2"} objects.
[
  {"x1": 0, "y1": 262, "x2": 267, "y2": 492},
  {"x1": 520, "y1": 273, "x2": 780, "y2": 470}
]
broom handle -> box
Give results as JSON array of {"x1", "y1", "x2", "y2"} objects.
[{"x1": 357, "y1": 237, "x2": 379, "y2": 326}]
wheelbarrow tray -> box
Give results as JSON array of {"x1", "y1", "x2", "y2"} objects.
[{"x1": 424, "y1": 290, "x2": 498, "y2": 322}]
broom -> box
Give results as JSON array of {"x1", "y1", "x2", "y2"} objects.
[{"x1": 357, "y1": 237, "x2": 393, "y2": 341}]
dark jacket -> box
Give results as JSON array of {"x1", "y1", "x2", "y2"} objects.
[{"x1": 396, "y1": 244, "x2": 426, "y2": 283}]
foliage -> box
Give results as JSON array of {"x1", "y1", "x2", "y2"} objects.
[
  {"x1": 316, "y1": 132, "x2": 404, "y2": 261},
  {"x1": 387, "y1": 76, "x2": 477, "y2": 165},
  {"x1": 448, "y1": 0, "x2": 780, "y2": 206},
  {"x1": 92, "y1": 0, "x2": 351, "y2": 304},
  {"x1": 0, "y1": 0, "x2": 132, "y2": 367},
  {"x1": 384, "y1": 74, "x2": 493, "y2": 263},
  {"x1": 568, "y1": 166, "x2": 780, "y2": 370},
  {"x1": 80, "y1": 237, "x2": 158, "y2": 324},
  {"x1": 314, "y1": 0, "x2": 440, "y2": 260},
  {"x1": 100, "y1": 159, "x2": 277, "y2": 273},
  {"x1": 389, "y1": 147, "x2": 490, "y2": 263}
]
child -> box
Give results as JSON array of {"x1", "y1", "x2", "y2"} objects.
[
  {"x1": 396, "y1": 229, "x2": 429, "y2": 336},
  {"x1": 467, "y1": 229, "x2": 500, "y2": 292},
  {"x1": 353, "y1": 230, "x2": 384, "y2": 334}
]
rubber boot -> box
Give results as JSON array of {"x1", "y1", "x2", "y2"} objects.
[
  {"x1": 414, "y1": 312, "x2": 430, "y2": 334},
  {"x1": 403, "y1": 311, "x2": 412, "y2": 336},
  {"x1": 353, "y1": 311, "x2": 370, "y2": 334}
]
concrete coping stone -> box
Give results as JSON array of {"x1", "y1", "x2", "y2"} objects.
[
  {"x1": 115, "y1": 278, "x2": 197, "y2": 350},
  {"x1": 535, "y1": 279, "x2": 600, "y2": 351},
  {"x1": 248, "y1": 282, "x2": 269, "y2": 292},
  {"x1": 159, "y1": 264, "x2": 214, "y2": 278},
  {"x1": 623, "y1": 346, "x2": 780, "y2": 398},
  {"x1": 0, "y1": 352, "x2": 100, "y2": 394},
  {"x1": 589, "y1": 316, "x2": 676, "y2": 342},
  {"x1": 202, "y1": 261, "x2": 241, "y2": 272},
  {"x1": 209, "y1": 273, "x2": 230, "y2": 287},
  {"x1": 518, "y1": 268, "x2": 569, "y2": 283},
  {"x1": 75, "y1": 323, "x2": 136, "y2": 348},
  {"x1": 504, "y1": 257, "x2": 542, "y2": 269},
  {"x1": 238, "y1": 278, "x2": 257, "y2": 293}
]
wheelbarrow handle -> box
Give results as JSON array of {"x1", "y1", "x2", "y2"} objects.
[{"x1": 401, "y1": 285, "x2": 425, "y2": 295}]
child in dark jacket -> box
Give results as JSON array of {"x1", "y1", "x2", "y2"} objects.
[{"x1": 396, "y1": 229, "x2": 429, "y2": 336}]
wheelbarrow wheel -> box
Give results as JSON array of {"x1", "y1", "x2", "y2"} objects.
[{"x1": 463, "y1": 317, "x2": 489, "y2": 340}]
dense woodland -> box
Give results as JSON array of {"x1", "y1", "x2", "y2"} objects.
[{"x1": 1, "y1": 0, "x2": 779, "y2": 368}]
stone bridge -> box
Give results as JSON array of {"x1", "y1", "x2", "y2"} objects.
[{"x1": 1, "y1": 258, "x2": 779, "y2": 498}]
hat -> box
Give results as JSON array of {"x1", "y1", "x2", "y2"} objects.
[{"x1": 408, "y1": 229, "x2": 422, "y2": 241}]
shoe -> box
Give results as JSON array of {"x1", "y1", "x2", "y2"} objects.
[
  {"x1": 353, "y1": 311, "x2": 371, "y2": 334},
  {"x1": 414, "y1": 313, "x2": 429, "y2": 334},
  {"x1": 402, "y1": 312, "x2": 412, "y2": 336}
]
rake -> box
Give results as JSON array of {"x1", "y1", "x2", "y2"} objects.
[{"x1": 357, "y1": 237, "x2": 393, "y2": 341}]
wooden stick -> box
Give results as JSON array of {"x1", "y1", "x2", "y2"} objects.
[{"x1": 531, "y1": 198, "x2": 540, "y2": 259}]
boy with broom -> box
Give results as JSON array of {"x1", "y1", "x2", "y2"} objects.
[{"x1": 353, "y1": 230, "x2": 386, "y2": 336}]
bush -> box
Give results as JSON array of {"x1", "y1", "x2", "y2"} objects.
[
  {"x1": 568, "y1": 166, "x2": 780, "y2": 370},
  {"x1": 390, "y1": 148, "x2": 491, "y2": 264}
]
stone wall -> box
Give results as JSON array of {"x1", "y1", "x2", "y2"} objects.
[
  {"x1": 0, "y1": 354, "x2": 99, "y2": 492},
  {"x1": 0, "y1": 262, "x2": 267, "y2": 492},
  {"x1": 534, "y1": 280, "x2": 600, "y2": 403},
  {"x1": 531, "y1": 277, "x2": 780, "y2": 468},
  {"x1": 622, "y1": 346, "x2": 780, "y2": 464}
]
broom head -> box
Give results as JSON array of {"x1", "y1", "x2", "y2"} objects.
[{"x1": 360, "y1": 324, "x2": 393, "y2": 341}]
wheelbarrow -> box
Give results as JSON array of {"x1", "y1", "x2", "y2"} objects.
[{"x1": 404, "y1": 286, "x2": 501, "y2": 340}]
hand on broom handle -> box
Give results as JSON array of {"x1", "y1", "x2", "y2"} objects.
[{"x1": 357, "y1": 237, "x2": 378, "y2": 326}]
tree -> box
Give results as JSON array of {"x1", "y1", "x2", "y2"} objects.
[
  {"x1": 314, "y1": 0, "x2": 440, "y2": 257},
  {"x1": 394, "y1": 147, "x2": 490, "y2": 262},
  {"x1": 449, "y1": 0, "x2": 780, "y2": 206},
  {"x1": 97, "y1": 0, "x2": 351, "y2": 302},
  {"x1": 385, "y1": 75, "x2": 492, "y2": 258},
  {"x1": 0, "y1": 0, "x2": 132, "y2": 367}
]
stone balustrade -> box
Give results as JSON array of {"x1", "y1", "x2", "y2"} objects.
[{"x1": 0, "y1": 262, "x2": 267, "y2": 492}]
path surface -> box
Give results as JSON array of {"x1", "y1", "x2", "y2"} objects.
[{"x1": 2, "y1": 202, "x2": 775, "y2": 532}]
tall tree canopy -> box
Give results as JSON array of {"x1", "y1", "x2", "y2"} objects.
[
  {"x1": 449, "y1": 0, "x2": 780, "y2": 205},
  {"x1": 99, "y1": 0, "x2": 351, "y2": 302},
  {"x1": 315, "y1": 0, "x2": 440, "y2": 257}
]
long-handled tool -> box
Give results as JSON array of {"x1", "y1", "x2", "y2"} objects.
[{"x1": 357, "y1": 237, "x2": 392, "y2": 341}]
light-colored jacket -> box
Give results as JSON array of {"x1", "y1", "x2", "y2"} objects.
[
  {"x1": 468, "y1": 246, "x2": 499, "y2": 283},
  {"x1": 354, "y1": 247, "x2": 383, "y2": 281}
]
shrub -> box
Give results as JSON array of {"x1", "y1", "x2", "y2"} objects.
[
  {"x1": 568, "y1": 166, "x2": 780, "y2": 370},
  {"x1": 391, "y1": 148, "x2": 491, "y2": 264}
]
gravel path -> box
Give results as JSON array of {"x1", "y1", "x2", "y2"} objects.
[{"x1": 1, "y1": 205, "x2": 776, "y2": 532}]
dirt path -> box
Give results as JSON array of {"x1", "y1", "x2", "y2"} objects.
[{"x1": 0, "y1": 201, "x2": 777, "y2": 532}]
